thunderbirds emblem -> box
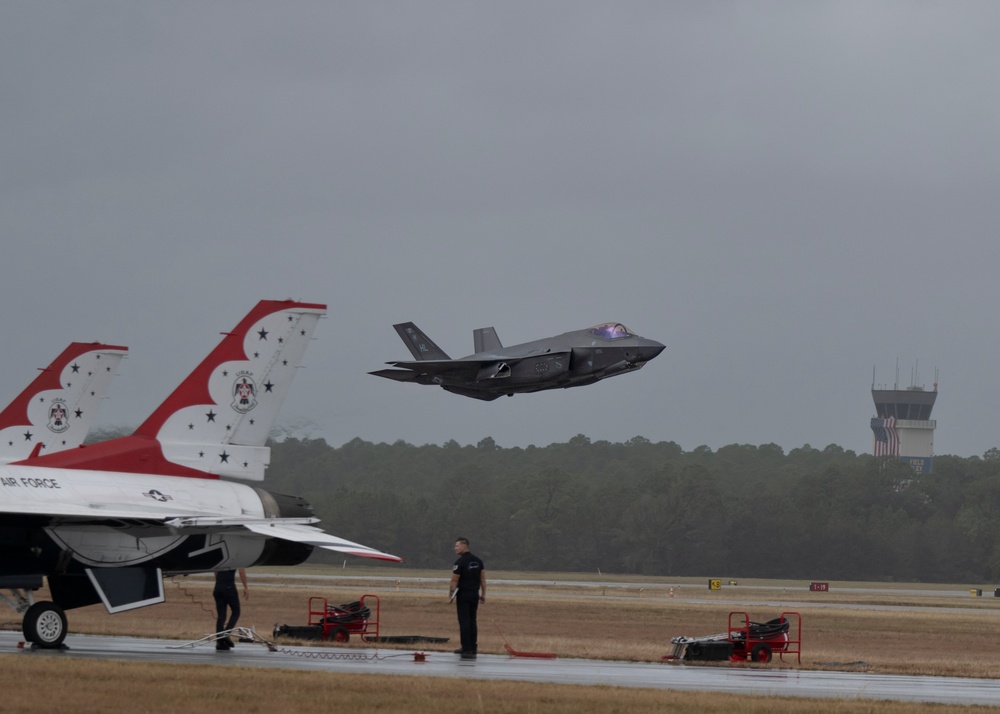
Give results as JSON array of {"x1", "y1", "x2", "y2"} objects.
[
  {"x1": 231, "y1": 373, "x2": 258, "y2": 413},
  {"x1": 47, "y1": 400, "x2": 70, "y2": 433}
]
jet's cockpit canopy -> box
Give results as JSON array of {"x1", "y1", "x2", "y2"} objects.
[{"x1": 590, "y1": 323, "x2": 635, "y2": 340}]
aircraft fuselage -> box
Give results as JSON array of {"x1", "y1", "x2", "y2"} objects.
[{"x1": 0, "y1": 465, "x2": 313, "y2": 587}]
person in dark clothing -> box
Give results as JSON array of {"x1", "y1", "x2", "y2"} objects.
[
  {"x1": 449, "y1": 537, "x2": 485, "y2": 659},
  {"x1": 213, "y1": 568, "x2": 248, "y2": 650}
]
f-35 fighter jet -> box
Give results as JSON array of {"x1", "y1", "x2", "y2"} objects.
[{"x1": 370, "y1": 322, "x2": 664, "y2": 400}]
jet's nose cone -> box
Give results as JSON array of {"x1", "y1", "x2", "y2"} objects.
[{"x1": 628, "y1": 338, "x2": 665, "y2": 364}]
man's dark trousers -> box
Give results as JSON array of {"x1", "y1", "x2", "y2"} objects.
[
  {"x1": 215, "y1": 587, "x2": 240, "y2": 633},
  {"x1": 456, "y1": 591, "x2": 479, "y2": 653}
]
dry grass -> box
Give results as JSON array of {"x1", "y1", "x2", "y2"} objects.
[
  {"x1": 4, "y1": 568, "x2": 1000, "y2": 712},
  {"x1": 0, "y1": 656, "x2": 990, "y2": 714}
]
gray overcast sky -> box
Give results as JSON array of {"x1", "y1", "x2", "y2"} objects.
[{"x1": 2, "y1": 2, "x2": 998, "y2": 457}]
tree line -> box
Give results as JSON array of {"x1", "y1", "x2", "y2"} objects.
[{"x1": 264, "y1": 435, "x2": 1000, "y2": 584}]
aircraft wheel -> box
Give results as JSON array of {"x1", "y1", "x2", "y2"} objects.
[
  {"x1": 750, "y1": 643, "x2": 772, "y2": 663},
  {"x1": 23, "y1": 601, "x2": 68, "y2": 649}
]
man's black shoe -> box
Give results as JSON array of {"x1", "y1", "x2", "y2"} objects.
[{"x1": 460, "y1": 652, "x2": 477, "y2": 660}]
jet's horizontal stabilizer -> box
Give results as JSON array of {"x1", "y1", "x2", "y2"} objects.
[{"x1": 368, "y1": 368, "x2": 420, "y2": 382}]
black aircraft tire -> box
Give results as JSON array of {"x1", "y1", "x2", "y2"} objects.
[{"x1": 24, "y1": 601, "x2": 68, "y2": 649}]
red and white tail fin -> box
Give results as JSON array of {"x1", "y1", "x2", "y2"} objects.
[
  {"x1": 19, "y1": 301, "x2": 325, "y2": 480},
  {"x1": 136, "y1": 299, "x2": 326, "y2": 479},
  {"x1": 0, "y1": 342, "x2": 127, "y2": 463}
]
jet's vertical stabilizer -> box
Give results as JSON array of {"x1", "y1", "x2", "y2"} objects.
[
  {"x1": 393, "y1": 323, "x2": 450, "y2": 360},
  {"x1": 17, "y1": 301, "x2": 326, "y2": 481},
  {"x1": 474, "y1": 327, "x2": 503, "y2": 354},
  {"x1": 135, "y1": 300, "x2": 326, "y2": 480},
  {"x1": 0, "y1": 343, "x2": 128, "y2": 463}
]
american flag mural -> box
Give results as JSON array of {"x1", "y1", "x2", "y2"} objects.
[{"x1": 871, "y1": 416, "x2": 899, "y2": 457}]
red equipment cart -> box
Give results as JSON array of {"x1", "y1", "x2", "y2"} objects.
[
  {"x1": 665, "y1": 611, "x2": 801, "y2": 664},
  {"x1": 307, "y1": 593, "x2": 380, "y2": 643},
  {"x1": 726, "y1": 611, "x2": 800, "y2": 663}
]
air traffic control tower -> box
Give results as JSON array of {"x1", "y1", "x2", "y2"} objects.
[{"x1": 870, "y1": 372, "x2": 937, "y2": 473}]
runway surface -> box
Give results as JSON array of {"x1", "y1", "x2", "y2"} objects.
[{"x1": 4, "y1": 630, "x2": 1000, "y2": 706}]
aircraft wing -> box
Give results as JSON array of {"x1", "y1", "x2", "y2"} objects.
[
  {"x1": 240, "y1": 521, "x2": 402, "y2": 561},
  {"x1": 0, "y1": 501, "x2": 402, "y2": 562},
  {"x1": 165, "y1": 516, "x2": 402, "y2": 562},
  {"x1": 379, "y1": 351, "x2": 572, "y2": 375},
  {"x1": 372, "y1": 351, "x2": 573, "y2": 391},
  {"x1": 383, "y1": 359, "x2": 475, "y2": 374}
]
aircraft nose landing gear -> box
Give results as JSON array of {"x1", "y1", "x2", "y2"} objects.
[{"x1": 23, "y1": 602, "x2": 68, "y2": 649}]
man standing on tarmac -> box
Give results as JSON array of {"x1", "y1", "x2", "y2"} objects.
[
  {"x1": 214, "y1": 568, "x2": 249, "y2": 651},
  {"x1": 450, "y1": 537, "x2": 486, "y2": 659}
]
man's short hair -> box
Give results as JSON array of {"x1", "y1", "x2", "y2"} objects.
[{"x1": 455, "y1": 537, "x2": 469, "y2": 546}]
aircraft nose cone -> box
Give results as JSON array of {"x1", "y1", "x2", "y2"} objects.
[
  {"x1": 639, "y1": 339, "x2": 665, "y2": 362},
  {"x1": 625, "y1": 339, "x2": 664, "y2": 365}
]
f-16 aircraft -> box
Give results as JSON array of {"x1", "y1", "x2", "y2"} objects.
[
  {"x1": 0, "y1": 342, "x2": 128, "y2": 463},
  {"x1": 0, "y1": 300, "x2": 400, "y2": 649},
  {"x1": 370, "y1": 321, "x2": 665, "y2": 400}
]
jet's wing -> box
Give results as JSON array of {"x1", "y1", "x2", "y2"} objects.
[
  {"x1": 0, "y1": 501, "x2": 402, "y2": 562},
  {"x1": 372, "y1": 351, "x2": 572, "y2": 385},
  {"x1": 165, "y1": 517, "x2": 402, "y2": 561},
  {"x1": 240, "y1": 521, "x2": 401, "y2": 561}
]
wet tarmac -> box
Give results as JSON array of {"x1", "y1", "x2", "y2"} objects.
[{"x1": 4, "y1": 630, "x2": 1000, "y2": 706}]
